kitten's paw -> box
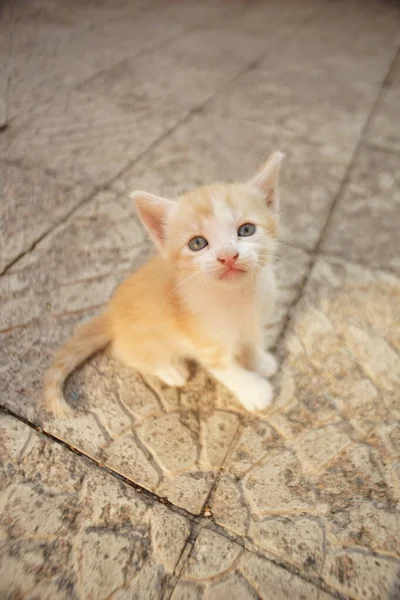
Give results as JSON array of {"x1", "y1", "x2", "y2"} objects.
[
  {"x1": 256, "y1": 351, "x2": 278, "y2": 378},
  {"x1": 236, "y1": 376, "x2": 273, "y2": 412},
  {"x1": 154, "y1": 364, "x2": 188, "y2": 387}
]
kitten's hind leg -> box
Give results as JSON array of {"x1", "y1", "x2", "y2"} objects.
[
  {"x1": 112, "y1": 342, "x2": 188, "y2": 387},
  {"x1": 153, "y1": 362, "x2": 189, "y2": 387}
]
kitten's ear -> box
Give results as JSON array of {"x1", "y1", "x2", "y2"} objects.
[
  {"x1": 249, "y1": 151, "x2": 284, "y2": 212},
  {"x1": 130, "y1": 191, "x2": 174, "y2": 253}
]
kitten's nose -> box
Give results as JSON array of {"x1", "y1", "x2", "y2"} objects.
[{"x1": 217, "y1": 252, "x2": 239, "y2": 268}]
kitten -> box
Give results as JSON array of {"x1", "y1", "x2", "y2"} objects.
[{"x1": 45, "y1": 151, "x2": 284, "y2": 417}]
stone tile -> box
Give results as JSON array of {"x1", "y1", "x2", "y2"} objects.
[
  {"x1": 0, "y1": 162, "x2": 91, "y2": 274},
  {"x1": 209, "y1": 256, "x2": 400, "y2": 586},
  {"x1": 367, "y1": 86, "x2": 400, "y2": 154},
  {"x1": 325, "y1": 501, "x2": 400, "y2": 557},
  {"x1": 249, "y1": 516, "x2": 326, "y2": 577},
  {"x1": 0, "y1": 90, "x2": 182, "y2": 186},
  {"x1": 0, "y1": 3, "x2": 89, "y2": 120},
  {"x1": 160, "y1": 25, "x2": 268, "y2": 73},
  {"x1": 172, "y1": 528, "x2": 333, "y2": 599},
  {"x1": 221, "y1": 0, "x2": 319, "y2": 35},
  {"x1": 272, "y1": 1, "x2": 400, "y2": 86},
  {"x1": 80, "y1": 52, "x2": 233, "y2": 114},
  {"x1": 0, "y1": 412, "x2": 190, "y2": 599},
  {"x1": 112, "y1": 112, "x2": 349, "y2": 250},
  {"x1": 387, "y1": 51, "x2": 400, "y2": 89},
  {"x1": 322, "y1": 146, "x2": 400, "y2": 274},
  {"x1": 207, "y1": 61, "x2": 378, "y2": 150},
  {"x1": 145, "y1": 0, "x2": 242, "y2": 27},
  {"x1": 204, "y1": 0, "x2": 400, "y2": 151},
  {"x1": 1, "y1": 0, "x2": 186, "y2": 120},
  {"x1": 323, "y1": 550, "x2": 400, "y2": 600},
  {"x1": 0, "y1": 96, "x2": 6, "y2": 129}
]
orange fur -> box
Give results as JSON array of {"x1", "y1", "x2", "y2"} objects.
[{"x1": 45, "y1": 152, "x2": 284, "y2": 416}]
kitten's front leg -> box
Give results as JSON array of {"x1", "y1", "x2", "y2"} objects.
[
  {"x1": 240, "y1": 344, "x2": 278, "y2": 378},
  {"x1": 209, "y1": 363, "x2": 273, "y2": 412},
  {"x1": 252, "y1": 347, "x2": 278, "y2": 378}
]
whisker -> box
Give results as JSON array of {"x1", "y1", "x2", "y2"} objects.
[
  {"x1": 276, "y1": 240, "x2": 300, "y2": 249},
  {"x1": 272, "y1": 255, "x2": 307, "y2": 275},
  {"x1": 257, "y1": 251, "x2": 307, "y2": 276},
  {"x1": 253, "y1": 262, "x2": 288, "y2": 285},
  {"x1": 164, "y1": 271, "x2": 202, "y2": 300}
]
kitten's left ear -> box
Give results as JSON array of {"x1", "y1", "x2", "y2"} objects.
[
  {"x1": 249, "y1": 151, "x2": 284, "y2": 212},
  {"x1": 130, "y1": 191, "x2": 174, "y2": 254}
]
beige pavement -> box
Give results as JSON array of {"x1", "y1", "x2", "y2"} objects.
[{"x1": 1, "y1": 0, "x2": 400, "y2": 598}]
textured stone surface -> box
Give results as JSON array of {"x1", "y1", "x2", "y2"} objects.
[
  {"x1": 209, "y1": 256, "x2": 400, "y2": 596},
  {"x1": 0, "y1": 413, "x2": 190, "y2": 599},
  {"x1": 322, "y1": 145, "x2": 400, "y2": 273},
  {"x1": 1, "y1": 0, "x2": 400, "y2": 597},
  {"x1": 0, "y1": 162, "x2": 90, "y2": 274},
  {"x1": 0, "y1": 0, "x2": 228, "y2": 120},
  {"x1": 0, "y1": 96, "x2": 6, "y2": 129},
  {"x1": 207, "y1": 1, "x2": 399, "y2": 149},
  {"x1": 172, "y1": 528, "x2": 333, "y2": 599},
  {"x1": 0, "y1": 91, "x2": 182, "y2": 186},
  {"x1": 367, "y1": 87, "x2": 400, "y2": 154}
]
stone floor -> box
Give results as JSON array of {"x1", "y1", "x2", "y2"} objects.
[{"x1": 1, "y1": 0, "x2": 400, "y2": 598}]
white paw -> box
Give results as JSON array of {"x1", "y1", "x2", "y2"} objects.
[
  {"x1": 256, "y1": 351, "x2": 278, "y2": 378},
  {"x1": 236, "y1": 375, "x2": 274, "y2": 412},
  {"x1": 155, "y1": 364, "x2": 188, "y2": 387}
]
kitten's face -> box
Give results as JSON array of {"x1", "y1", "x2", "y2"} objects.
[
  {"x1": 166, "y1": 184, "x2": 278, "y2": 286},
  {"x1": 133, "y1": 151, "x2": 283, "y2": 290}
]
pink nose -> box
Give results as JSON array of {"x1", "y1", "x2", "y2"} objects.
[{"x1": 217, "y1": 252, "x2": 239, "y2": 268}]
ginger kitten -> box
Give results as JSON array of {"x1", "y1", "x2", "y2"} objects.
[{"x1": 45, "y1": 151, "x2": 284, "y2": 417}]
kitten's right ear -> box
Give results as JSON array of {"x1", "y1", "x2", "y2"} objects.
[
  {"x1": 130, "y1": 191, "x2": 174, "y2": 253},
  {"x1": 249, "y1": 151, "x2": 284, "y2": 212}
]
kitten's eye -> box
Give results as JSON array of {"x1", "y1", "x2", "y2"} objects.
[
  {"x1": 238, "y1": 223, "x2": 256, "y2": 237},
  {"x1": 188, "y1": 236, "x2": 208, "y2": 251}
]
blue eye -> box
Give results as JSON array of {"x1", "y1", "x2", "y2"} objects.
[
  {"x1": 238, "y1": 223, "x2": 256, "y2": 237},
  {"x1": 188, "y1": 236, "x2": 208, "y2": 251}
]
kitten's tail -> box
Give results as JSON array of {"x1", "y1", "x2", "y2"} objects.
[{"x1": 44, "y1": 313, "x2": 111, "y2": 418}]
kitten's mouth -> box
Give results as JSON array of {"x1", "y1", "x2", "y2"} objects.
[{"x1": 219, "y1": 266, "x2": 247, "y2": 280}]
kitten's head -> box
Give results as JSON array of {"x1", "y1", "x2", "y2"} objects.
[{"x1": 132, "y1": 152, "x2": 283, "y2": 287}]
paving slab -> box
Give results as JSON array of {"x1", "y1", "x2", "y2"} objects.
[
  {"x1": 220, "y1": 0, "x2": 320, "y2": 35},
  {"x1": 208, "y1": 256, "x2": 400, "y2": 599},
  {"x1": 79, "y1": 51, "x2": 235, "y2": 115},
  {"x1": 366, "y1": 45, "x2": 400, "y2": 155},
  {"x1": 0, "y1": 2, "x2": 90, "y2": 120},
  {"x1": 0, "y1": 90, "x2": 182, "y2": 186},
  {"x1": 0, "y1": 0, "x2": 204, "y2": 120},
  {"x1": 111, "y1": 112, "x2": 349, "y2": 251},
  {"x1": 366, "y1": 87, "x2": 400, "y2": 155},
  {"x1": 272, "y1": 1, "x2": 400, "y2": 86},
  {"x1": 206, "y1": 1, "x2": 399, "y2": 150},
  {"x1": 0, "y1": 96, "x2": 6, "y2": 130},
  {"x1": 0, "y1": 412, "x2": 191, "y2": 600},
  {"x1": 321, "y1": 145, "x2": 400, "y2": 274},
  {"x1": 171, "y1": 527, "x2": 334, "y2": 600},
  {"x1": 207, "y1": 60, "x2": 379, "y2": 151},
  {"x1": 0, "y1": 162, "x2": 91, "y2": 274}
]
